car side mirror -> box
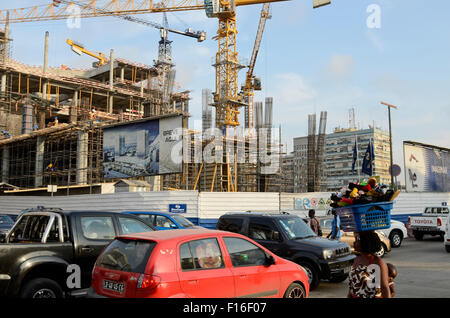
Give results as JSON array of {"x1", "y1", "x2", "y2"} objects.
[{"x1": 265, "y1": 254, "x2": 276, "y2": 266}]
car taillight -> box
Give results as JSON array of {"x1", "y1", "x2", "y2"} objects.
[
  {"x1": 437, "y1": 218, "x2": 442, "y2": 227},
  {"x1": 137, "y1": 274, "x2": 160, "y2": 290},
  {"x1": 408, "y1": 217, "x2": 411, "y2": 224}
]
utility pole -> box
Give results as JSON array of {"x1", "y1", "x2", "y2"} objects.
[{"x1": 381, "y1": 101, "x2": 398, "y2": 188}]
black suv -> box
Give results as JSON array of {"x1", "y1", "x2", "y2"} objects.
[{"x1": 216, "y1": 212, "x2": 355, "y2": 289}]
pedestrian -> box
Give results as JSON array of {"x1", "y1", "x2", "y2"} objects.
[
  {"x1": 387, "y1": 263, "x2": 397, "y2": 297},
  {"x1": 348, "y1": 231, "x2": 392, "y2": 298},
  {"x1": 327, "y1": 209, "x2": 341, "y2": 240},
  {"x1": 308, "y1": 209, "x2": 322, "y2": 236}
]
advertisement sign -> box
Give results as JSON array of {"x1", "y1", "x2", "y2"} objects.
[
  {"x1": 404, "y1": 142, "x2": 450, "y2": 192},
  {"x1": 294, "y1": 195, "x2": 332, "y2": 210},
  {"x1": 103, "y1": 116, "x2": 183, "y2": 178}
]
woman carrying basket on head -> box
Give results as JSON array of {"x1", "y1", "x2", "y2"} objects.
[{"x1": 347, "y1": 231, "x2": 392, "y2": 298}]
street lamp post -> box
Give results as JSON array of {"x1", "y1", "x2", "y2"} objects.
[{"x1": 381, "y1": 101, "x2": 398, "y2": 188}]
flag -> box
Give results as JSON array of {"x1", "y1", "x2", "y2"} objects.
[
  {"x1": 352, "y1": 139, "x2": 358, "y2": 174},
  {"x1": 361, "y1": 139, "x2": 375, "y2": 175}
]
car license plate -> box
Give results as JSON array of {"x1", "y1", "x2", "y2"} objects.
[{"x1": 102, "y1": 280, "x2": 125, "y2": 293}]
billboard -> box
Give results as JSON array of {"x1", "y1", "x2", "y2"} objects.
[
  {"x1": 103, "y1": 116, "x2": 183, "y2": 178},
  {"x1": 404, "y1": 141, "x2": 450, "y2": 192}
]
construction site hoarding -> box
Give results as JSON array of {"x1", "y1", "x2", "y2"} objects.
[
  {"x1": 103, "y1": 115, "x2": 183, "y2": 178},
  {"x1": 404, "y1": 141, "x2": 450, "y2": 192}
]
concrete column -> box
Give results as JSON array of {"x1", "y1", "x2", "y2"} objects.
[
  {"x1": 38, "y1": 111, "x2": 46, "y2": 129},
  {"x1": 1, "y1": 146, "x2": 9, "y2": 183},
  {"x1": 42, "y1": 31, "x2": 49, "y2": 100},
  {"x1": 76, "y1": 130, "x2": 88, "y2": 185},
  {"x1": 35, "y1": 136, "x2": 45, "y2": 187},
  {"x1": 120, "y1": 67, "x2": 125, "y2": 83},
  {"x1": 1, "y1": 12, "x2": 10, "y2": 94},
  {"x1": 43, "y1": 31, "x2": 49, "y2": 74},
  {"x1": 70, "y1": 91, "x2": 78, "y2": 124},
  {"x1": 108, "y1": 49, "x2": 114, "y2": 113}
]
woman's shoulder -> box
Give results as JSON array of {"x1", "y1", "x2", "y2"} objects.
[{"x1": 372, "y1": 255, "x2": 388, "y2": 270}]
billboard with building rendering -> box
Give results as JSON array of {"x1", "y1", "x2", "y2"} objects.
[
  {"x1": 403, "y1": 141, "x2": 450, "y2": 192},
  {"x1": 103, "y1": 115, "x2": 183, "y2": 178}
]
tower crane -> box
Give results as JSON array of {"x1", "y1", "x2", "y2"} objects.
[
  {"x1": 60, "y1": 1, "x2": 206, "y2": 112},
  {"x1": 0, "y1": 0, "x2": 328, "y2": 130},
  {"x1": 242, "y1": 3, "x2": 271, "y2": 131}
]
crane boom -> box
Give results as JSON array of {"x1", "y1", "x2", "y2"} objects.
[
  {"x1": 243, "y1": 3, "x2": 270, "y2": 130},
  {"x1": 66, "y1": 38, "x2": 107, "y2": 66},
  {"x1": 56, "y1": 0, "x2": 206, "y2": 41},
  {"x1": 247, "y1": 3, "x2": 270, "y2": 80},
  {"x1": 0, "y1": 0, "x2": 287, "y2": 23}
]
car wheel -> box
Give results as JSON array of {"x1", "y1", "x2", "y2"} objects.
[
  {"x1": 374, "y1": 244, "x2": 386, "y2": 258},
  {"x1": 446, "y1": 245, "x2": 450, "y2": 253},
  {"x1": 298, "y1": 261, "x2": 319, "y2": 290},
  {"x1": 389, "y1": 230, "x2": 403, "y2": 248},
  {"x1": 283, "y1": 283, "x2": 306, "y2": 298},
  {"x1": 20, "y1": 278, "x2": 64, "y2": 299}
]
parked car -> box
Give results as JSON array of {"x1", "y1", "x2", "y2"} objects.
[
  {"x1": 88, "y1": 229, "x2": 309, "y2": 298},
  {"x1": 215, "y1": 212, "x2": 355, "y2": 290},
  {"x1": 0, "y1": 207, "x2": 156, "y2": 298},
  {"x1": 0, "y1": 214, "x2": 15, "y2": 242},
  {"x1": 123, "y1": 211, "x2": 203, "y2": 230},
  {"x1": 409, "y1": 206, "x2": 449, "y2": 241},
  {"x1": 319, "y1": 216, "x2": 391, "y2": 257},
  {"x1": 445, "y1": 216, "x2": 450, "y2": 253},
  {"x1": 378, "y1": 220, "x2": 408, "y2": 248}
]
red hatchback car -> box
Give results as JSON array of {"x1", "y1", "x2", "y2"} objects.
[{"x1": 89, "y1": 229, "x2": 309, "y2": 298}]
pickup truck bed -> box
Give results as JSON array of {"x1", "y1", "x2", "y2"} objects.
[{"x1": 409, "y1": 206, "x2": 448, "y2": 241}]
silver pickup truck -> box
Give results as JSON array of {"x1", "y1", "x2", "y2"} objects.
[{"x1": 409, "y1": 206, "x2": 449, "y2": 241}]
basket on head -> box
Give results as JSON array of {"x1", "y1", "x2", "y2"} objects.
[{"x1": 334, "y1": 201, "x2": 393, "y2": 232}]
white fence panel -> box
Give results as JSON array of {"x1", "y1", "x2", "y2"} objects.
[
  {"x1": 198, "y1": 192, "x2": 280, "y2": 220},
  {"x1": 0, "y1": 191, "x2": 199, "y2": 219}
]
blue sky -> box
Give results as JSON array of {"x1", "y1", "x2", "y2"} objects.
[{"x1": 1, "y1": 0, "x2": 450, "y2": 183}]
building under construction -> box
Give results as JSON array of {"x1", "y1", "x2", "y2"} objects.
[{"x1": 0, "y1": 28, "x2": 280, "y2": 195}]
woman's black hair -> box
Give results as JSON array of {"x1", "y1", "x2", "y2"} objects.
[{"x1": 358, "y1": 231, "x2": 382, "y2": 255}]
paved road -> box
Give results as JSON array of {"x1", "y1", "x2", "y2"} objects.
[{"x1": 310, "y1": 236, "x2": 450, "y2": 298}]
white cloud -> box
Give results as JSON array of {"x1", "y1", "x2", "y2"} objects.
[
  {"x1": 271, "y1": 72, "x2": 316, "y2": 105},
  {"x1": 325, "y1": 54, "x2": 355, "y2": 79}
]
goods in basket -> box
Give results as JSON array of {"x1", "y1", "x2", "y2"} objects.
[{"x1": 329, "y1": 177, "x2": 399, "y2": 209}]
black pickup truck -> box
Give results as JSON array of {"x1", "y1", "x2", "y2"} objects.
[{"x1": 0, "y1": 207, "x2": 155, "y2": 298}]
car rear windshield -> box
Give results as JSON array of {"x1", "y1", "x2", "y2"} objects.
[
  {"x1": 172, "y1": 215, "x2": 195, "y2": 227},
  {"x1": 96, "y1": 238, "x2": 156, "y2": 273}
]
